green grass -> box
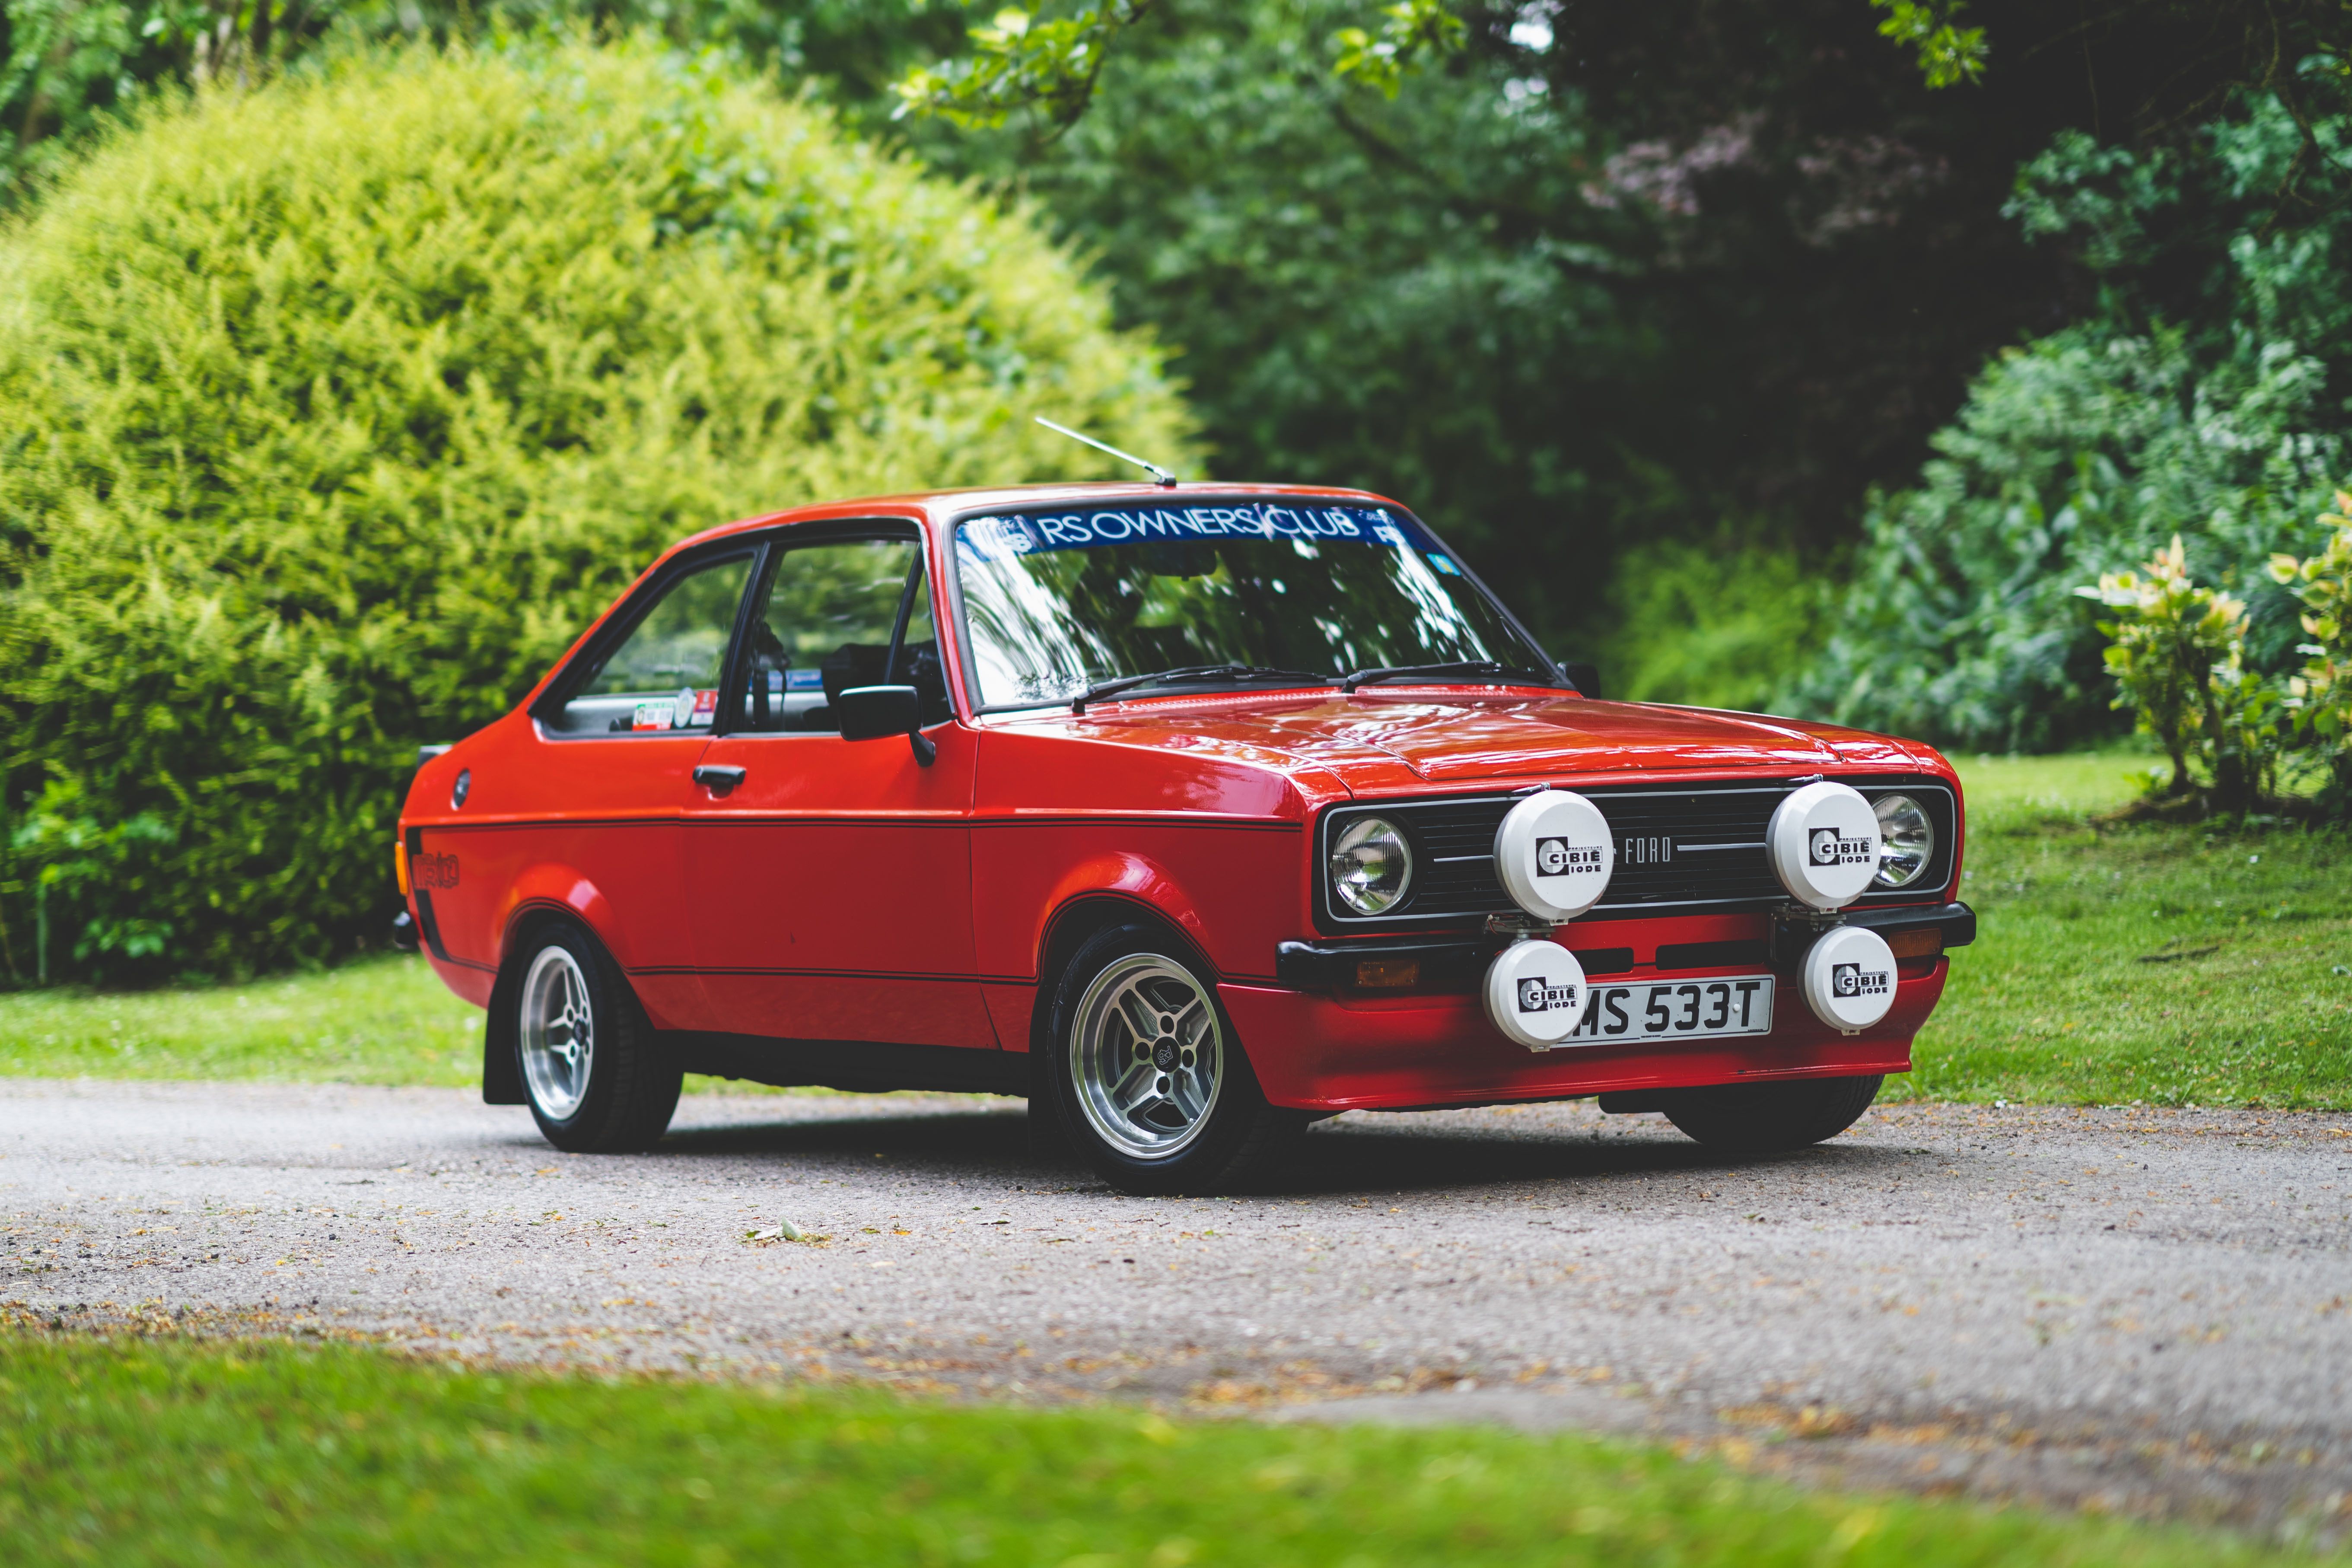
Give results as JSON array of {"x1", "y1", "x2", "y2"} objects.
[
  {"x1": 0, "y1": 957, "x2": 484, "y2": 1087},
  {"x1": 0, "y1": 959, "x2": 487, "y2": 1091},
  {"x1": 1902, "y1": 753, "x2": 2352, "y2": 1108},
  {"x1": 0, "y1": 1326, "x2": 2323, "y2": 1567},
  {"x1": 0, "y1": 956, "x2": 797, "y2": 1096},
  {"x1": 3, "y1": 751, "x2": 2349, "y2": 1107}
]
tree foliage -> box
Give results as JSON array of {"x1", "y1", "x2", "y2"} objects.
[
  {"x1": 0, "y1": 39, "x2": 1189, "y2": 981},
  {"x1": 892, "y1": 2, "x2": 1154, "y2": 134},
  {"x1": 0, "y1": 0, "x2": 979, "y2": 207},
  {"x1": 1865, "y1": 0, "x2": 1986, "y2": 90},
  {"x1": 891, "y1": 0, "x2": 2099, "y2": 681},
  {"x1": 1797, "y1": 88, "x2": 2352, "y2": 749},
  {"x1": 17, "y1": 2, "x2": 2352, "y2": 712}
]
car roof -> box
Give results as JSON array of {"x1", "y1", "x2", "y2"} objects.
[{"x1": 663, "y1": 481, "x2": 1404, "y2": 556}]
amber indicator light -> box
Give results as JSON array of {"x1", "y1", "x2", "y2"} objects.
[
  {"x1": 395, "y1": 842, "x2": 412, "y2": 899},
  {"x1": 1353, "y1": 958, "x2": 1420, "y2": 989},
  {"x1": 1886, "y1": 928, "x2": 1942, "y2": 959}
]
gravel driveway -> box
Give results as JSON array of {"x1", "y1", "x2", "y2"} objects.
[{"x1": 5, "y1": 1079, "x2": 2350, "y2": 1539}]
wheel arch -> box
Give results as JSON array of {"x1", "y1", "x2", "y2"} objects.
[
  {"x1": 483, "y1": 898, "x2": 626, "y2": 1106},
  {"x1": 1031, "y1": 891, "x2": 1218, "y2": 1053}
]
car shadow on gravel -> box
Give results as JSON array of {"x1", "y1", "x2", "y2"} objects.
[
  {"x1": 655, "y1": 1107, "x2": 1031, "y2": 1165},
  {"x1": 649, "y1": 1104, "x2": 1910, "y2": 1198},
  {"x1": 1288, "y1": 1119, "x2": 1908, "y2": 1196}
]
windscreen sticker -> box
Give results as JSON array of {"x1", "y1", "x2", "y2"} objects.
[
  {"x1": 631, "y1": 701, "x2": 674, "y2": 732},
  {"x1": 957, "y1": 502, "x2": 1433, "y2": 563}
]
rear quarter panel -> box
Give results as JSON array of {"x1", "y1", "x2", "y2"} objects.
[{"x1": 401, "y1": 710, "x2": 709, "y2": 1028}]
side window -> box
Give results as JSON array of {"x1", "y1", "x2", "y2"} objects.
[
  {"x1": 736, "y1": 537, "x2": 948, "y2": 733},
  {"x1": 545, "y1": 553, "x2": 755, "y2": 736}
]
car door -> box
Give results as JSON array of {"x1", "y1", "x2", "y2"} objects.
[
  {"x1": 681, "y1": 526, "x2": 993, "y2": 1050},
  {"x1": 518, "y1": 546, "x2": 759, "y2": 1030}
]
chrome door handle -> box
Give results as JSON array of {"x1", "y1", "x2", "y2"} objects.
[{"x1": 693, "y1": 765, "x2": 747, "y2": 795}]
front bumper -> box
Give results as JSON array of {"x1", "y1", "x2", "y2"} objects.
[{"x1": 1234, "y1": 906, "x2": 1964, "y2": 1112}]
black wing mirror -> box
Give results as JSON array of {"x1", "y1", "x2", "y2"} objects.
[
  {"x1": 835, "y1": 684, "x2": 937, "y2": 766},
  {"x1": 1559, "y1": 660, "x2": 1601, "y2": 699}
]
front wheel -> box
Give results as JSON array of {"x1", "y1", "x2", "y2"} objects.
[
  {"x1": 1045, "y1": 926, "x2": 1305, "y2": 1196},
  {"x1": 1655, "y1": 1074, "x2": 1884, "y2": 1155},
  {"x1": 511, "y1": 922, "x2": 681, "y2": 1154}
]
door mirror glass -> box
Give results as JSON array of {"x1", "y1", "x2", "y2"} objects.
[
  {"x1": 834, "y1": 684, "x2": 921, "y2": 742},
  {"x1": 546, "y1": 553, "x2": 754, "y2": 736}
]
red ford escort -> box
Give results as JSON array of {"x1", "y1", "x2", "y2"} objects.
[{"x1": 397, "y1": 478, "x2": 1969, "y2": 1194}]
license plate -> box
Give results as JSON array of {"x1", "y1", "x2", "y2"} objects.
[{"x1": 1562, "y1": 974, "x2": 1775, "y2": 1046}]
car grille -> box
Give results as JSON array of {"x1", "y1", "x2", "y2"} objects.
[{"x1": 1318, "y1": 778, "x2": 1954, "y2": 929}]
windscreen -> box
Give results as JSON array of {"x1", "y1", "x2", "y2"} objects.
[{"x1": 953, "y1": 499, "x2": 1553, "y2": 708}]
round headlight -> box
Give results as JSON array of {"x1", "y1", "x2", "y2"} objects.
[
  {"x1": 1330, "y1": 816, "x2": 1413, "y2": 916},
  {"x1": 1872, "y1": 794, "x2": 1935, "y2": 888}
]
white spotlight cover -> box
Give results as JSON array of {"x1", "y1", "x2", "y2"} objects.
[
  {"x1": 1492, "y1": 789, "x2": 1615, "y2": 922},
  {"x1": 1483, "y1": 939, "x2": 1590, "y2": 1051},
  {"x1": 1766, "y1": 780, "x2": 1882, "y2": 910},
  {"x1": 1800, "y1": 924, "x2": 1898, "y2": 1034}
]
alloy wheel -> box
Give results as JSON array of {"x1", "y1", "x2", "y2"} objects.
[
  {"x1": 520, "y1": 946, "x2": 594, "y2": 1120},
  {"x1": 1068, "y1": 954, "x2": 1225, "y2": 1160}
]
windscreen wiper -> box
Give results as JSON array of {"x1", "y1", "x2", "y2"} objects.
[
  {"x1": 1072, "y1": 664, "x2": 1335, "y2": 713},
  {"x1": 1338, "y1": 659, "x2": 1548, "y2": 693}
]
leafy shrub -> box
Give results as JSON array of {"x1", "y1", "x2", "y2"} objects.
[
  {"x1": 1793, "y1": 323, "x2": 2340, "y2": 750},
  {"x1": 2270, "y1": 494, "x2": 2352, "y2": 803},
  {"x1": 2071, "y1": 497, "x2": 2352, "y2": 818},
  {"x1": 1793, "y1": 94, "x2": 2352, "y2": 750},
  {"x1": 2076, "y1": 536, "x2": 2278, "y2": 809},
  {"x1": 0, "y1": 38, "x2": 1191, "y2": 983}
]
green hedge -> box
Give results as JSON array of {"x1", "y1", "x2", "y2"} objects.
[{"x1": 0, "y1": 39, "x2": 1191, "y2": 983}]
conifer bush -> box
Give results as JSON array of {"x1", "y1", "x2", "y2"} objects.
[{"x1": 0, "y1": 39, "x2": 1190, "y2": 982}]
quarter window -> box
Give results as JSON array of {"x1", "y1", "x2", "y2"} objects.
[{"x1": 545, "y1": 553, "x2": 754, "y2": 736}]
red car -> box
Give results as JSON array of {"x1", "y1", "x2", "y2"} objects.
[{"x1": 397, "y1": 481, "x2": 1970, "y2": 1194}]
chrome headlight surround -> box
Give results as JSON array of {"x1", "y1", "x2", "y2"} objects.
[
  {"x1": 1328, "y1": 815, "x2": 1414, "y2": 916},
  {"x1": 1871, "y1": 792, "x2": 1936, "y2": 888}
]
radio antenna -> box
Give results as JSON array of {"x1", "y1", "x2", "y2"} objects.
[{"x1": 1035, "y1": 417, "x2": 1178, "y2": 488}]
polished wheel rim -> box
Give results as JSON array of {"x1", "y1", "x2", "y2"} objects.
[
  {"x1": 520, "y1": 947, "x2": 594, "y2": 1120},
  {"x1": 1069, "y1": 954, "x2": 1223, "y2": 1160}
]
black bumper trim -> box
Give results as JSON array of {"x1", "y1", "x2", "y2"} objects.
[
  {"x1": 1841, "y1": 899, "x2": 1975, "y2": 945},
  {"x1": 1275, "y1": 901, "x2": 1972, "y2": 993},
  {"x1": 1273, "y1": 937, "x2": 1638, "y2": 992}
]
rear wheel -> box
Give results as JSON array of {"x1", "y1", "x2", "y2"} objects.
[
  {"x1": 1655, "y1": 1074, "x2": 1884, "y2": 1155},
  {"x1": 512, "y1": 921, "x2": 681, "y2": 1154},
  {"x1": 1045, "y1": 926, "x2": 1305, "y2": 1195}
]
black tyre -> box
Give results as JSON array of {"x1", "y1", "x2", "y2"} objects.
[
  {"x1": 1043, "y1": 925, "x2": 1306, "y2": 1196},
  {"x1": 1655, "y1": 1074, "x2": 1884, "y2": 1155},
  {"x1": 510, "y1": 921, "x2": 682, "y2": 1154}
]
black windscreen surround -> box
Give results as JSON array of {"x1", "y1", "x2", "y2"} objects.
[{"x1": 1316, "y1": 779, "x2": 1957, "y2": 931}]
